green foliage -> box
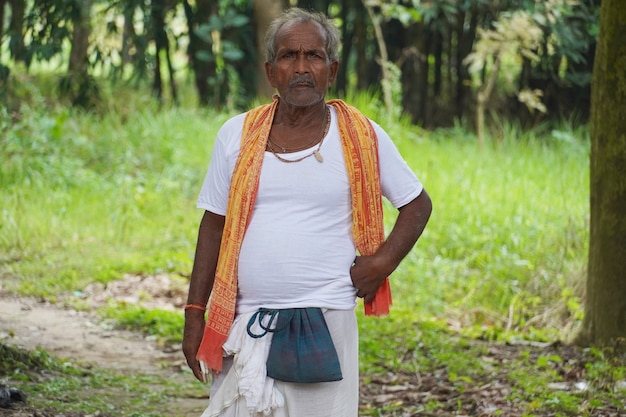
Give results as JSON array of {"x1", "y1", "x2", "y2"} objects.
[
  {"x1": 359, "y1": 308, "x2": 485, "y2": 378},
  {"x1": 0, "y1": 343, "x2": 67, "y2": 377},
  {"x1": 377, "y1": 118, "x2": 589, "y2": 341},
  {"x1": 195, "y1": 24, "x2": 248, "y2": 110},
  {"x1": 195, "y1": 9, "x2": 249, "y2": 72},
  {"x1": 58, "y1": 73, "x2": 102, "y2": 109},
  {"x1": 1, "y1": 0, "x2": 600, "y2": 125},
  {"x1": 0, "y1": 90, "x2": 228, "y2": 297},
  {"x1": 103, "y1": 303, "x2": 184, "y2": 344},
  {"x1": 22, "y1": 0, "x2": 76, "y2": 66},
  {"x1": 0, "y1": 343, "x2": 204, "y2": 416},
  {"x1": 585, "y1": 346, "x2": 626, "y2": 391},
  {"x1": 525, "y1": 0, "x2": 600, "y2": 87},
  {"x1": 507, "y1": 347, "x2": 626, "y2": 416}
]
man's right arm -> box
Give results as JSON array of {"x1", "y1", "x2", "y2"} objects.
[{"x1": 182, "y1": 210, "x2": 225, "y2": 382}]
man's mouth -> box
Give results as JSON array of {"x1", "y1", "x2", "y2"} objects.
[{"x1": 289, "y1": 78, "x2": 314, "y2": 88}]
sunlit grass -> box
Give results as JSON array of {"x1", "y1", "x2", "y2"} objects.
[
  {"x1": 1, "y1": 85, "x2": 589, "y2": 340},
  {"x1": 1, "y1": 103, "x2": 226, "y2": 296}
]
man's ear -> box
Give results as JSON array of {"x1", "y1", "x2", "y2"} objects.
[
  {"x1": 265, "y1": 61, "x2": 276, "y2": 88},
  {"x1": 328, "y1": 60, "x2": 339, "y2": 87}
]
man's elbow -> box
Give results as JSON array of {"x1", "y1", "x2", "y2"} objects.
[
  {"x1": 402, "y1": 189, "x2": 432, "y2": 233},
  {"x1": 417, "y1": 189, "x2": 432, "y2": 217},
  {"x1": 402, "y1": 189, "x2": 432, "y2": 216}
]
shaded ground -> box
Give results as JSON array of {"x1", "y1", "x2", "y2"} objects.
[
  {"x1": 1, "y1": 275, "x2": 625, "y2": 416},
  {"x1": 360, "y1": 342, "x2": 624, "y2": 416}
]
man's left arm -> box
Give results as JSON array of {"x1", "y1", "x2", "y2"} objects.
[{"x1": 351, "y1": 189, "x2": 432, "y2": 303}]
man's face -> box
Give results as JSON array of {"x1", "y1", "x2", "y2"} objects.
[{"x1": 265, "y1": 21, "x2": 338, "y2": 108}]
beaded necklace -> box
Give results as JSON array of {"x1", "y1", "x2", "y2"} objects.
[{"x1": 266, "y1": 106, "x2": 331, "y2": 163}]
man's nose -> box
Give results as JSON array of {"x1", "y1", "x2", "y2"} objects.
[{"x1": 294, "y1": 53, "x2": 309, "y2": 73}]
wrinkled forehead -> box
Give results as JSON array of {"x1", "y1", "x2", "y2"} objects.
[{"x1": 276, "y1": 20, "x2": 327, "y2": 46}]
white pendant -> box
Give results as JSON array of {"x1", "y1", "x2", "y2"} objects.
[{"x1": 314, "y1": 151, "x2": 323, "y2": 163}]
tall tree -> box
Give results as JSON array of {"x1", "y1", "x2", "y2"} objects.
[
  {"x1": 68, "y1": 0, "x2": 92, "y2": 76},
  {"x1": 253, "y1": 0, "x2": 287, "y2": 99},
  {"x1": 2, "y1": 0, "x2": 26, "y2": 64},
  {"x1": 363, "y1": 1, "x2": 393, "y2": 115},
  {"x1": 150, "y1": 0, "x2": 178, "y2": 104},
  {"x1": 576, "y1": 0, "x2": 626, "y2": 348},
  {"x1": 182, "y1": 0, "x2": 216, "y2": 107},
  {"x1": 63, "y1": 0, "x2": 99, "y2": 108}
]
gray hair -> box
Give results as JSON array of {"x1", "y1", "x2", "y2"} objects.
[{"x1": 264, "y1": 8, "x2": 341, "y2": 64}]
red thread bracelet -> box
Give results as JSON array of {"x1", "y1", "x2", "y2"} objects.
[{"x1": 184, "y1": 303, "x2": 206, "y2": 312}]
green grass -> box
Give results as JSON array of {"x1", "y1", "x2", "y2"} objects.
[
  {"x1": 1, "y1": 343, "x2": 205, "y2": 416},
  {"x1": 102, "y1": 303, "x2": 185, "y2": 344},
  {"x1": 0, "y1": 92, "x2": 589, "y2": 340},
  {"x1": 2, "y1": 79, "x2": 618, "y2": 416},
  {"x1": 1, "y1": 102, "x2": 229, "y2": 298},
  {"x1": 390, "y1": 127, "x2": 588, "y2": 338}
]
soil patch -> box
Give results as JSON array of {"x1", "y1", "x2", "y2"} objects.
[
  {"x1": 0, "y1": 296, "x2": 184, "y2": 373},
  {"x1": 0, "y1": 276, "x2": 208, "y2": 417}
]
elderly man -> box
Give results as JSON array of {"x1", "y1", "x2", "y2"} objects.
[{"x1": 183, "y1": 7, "x2": 432, "y2": 417}]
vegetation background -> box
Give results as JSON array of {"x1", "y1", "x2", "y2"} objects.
[{"x1": 1, "y1": 0, "x2": 625, "y2": 416}]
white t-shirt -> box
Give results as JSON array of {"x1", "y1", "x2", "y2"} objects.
[{"x1": 197, "y1": 105, "x2": 423, "y2": 314}]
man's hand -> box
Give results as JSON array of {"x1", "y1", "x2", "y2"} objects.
[
  {"x1": 350, "y1": 191, "x2": 432, "y2": 304},
  {"x1": 182, "y1": 311, "x2": 206, "y2": 382},
  {"x1": 350, "y1": 255, "x2": 389, "y2": 303},
  {"x1": 183, "y1": 211, "x2": 225, "y2": 383}
]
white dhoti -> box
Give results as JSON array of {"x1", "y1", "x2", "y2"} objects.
[{"x1": 200, "y1": 309, "x2": 359, "y2": 417}]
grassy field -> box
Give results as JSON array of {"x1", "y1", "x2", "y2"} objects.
[
  {"x1": 1, "y1": 87, "x2": 589, "y2": 340},
  {"x1": 3, "y1": 82, "x2": 622, "y2": 416}
]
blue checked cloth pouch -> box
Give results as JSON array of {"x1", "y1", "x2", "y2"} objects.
[{"x1": 246, "y1": 307, "x2": 343, "y2": 383}]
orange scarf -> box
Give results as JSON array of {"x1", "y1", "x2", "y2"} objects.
[{"x1": 196, "y1": 98, "x2": 391, "y2": 373}]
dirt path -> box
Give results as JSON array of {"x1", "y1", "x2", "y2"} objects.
[{"x1": 0, "y1": 296, "x2": 208, "y2": 416}]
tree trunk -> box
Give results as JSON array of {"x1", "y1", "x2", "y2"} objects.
[
  {"x1": 455, "y1": 6, "x2": 477, "y2": 122},
  {"x1": 7, "y1": 0, "x2": 26, "y2": 64},
  {"x1": 433, "y1": 29, "x2": 443, "y2": 96},
  {"x1": 121, "y1": 5, "x2": 135, "y2": 67},
  {"x1": 182, "y1": 0, "x2": 216, "y2": 107},
  {"x1": 68, "y1": 0, "x2": 92, "y2": 75},
  {"x1": 475, "y1": 54, "x2": 500, "y2": 149},
  {"x1": 364, "y1": 2, "x2": 393, "y2": 116},
  {"x1": 253, "y1": 0, "x2": 286, "y2": 99},
  {"x1": 151, "y1": 0, "x2": 177, "y2": 104},
  {"x1": 417, "y1": 23, "x2": 431, "y2": 126},
  {"x1": 336, "y1": 0, "x2": 352, "y2": 96},
  {"x1": 400, "y1": 22, "x2": 421, "y2": 125},
  {"x1": 62, "y1": 0, "x2": 97, "y2": 108},
  {"x1": 575, "y1": 0, "x2": 626, "y2": 349},
  {"x1": 0, "y1": 1, "x2": 5, "y2": 60},
  {"x1": 354, "y1": 4, "x2": 369, "y2": 91}
]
